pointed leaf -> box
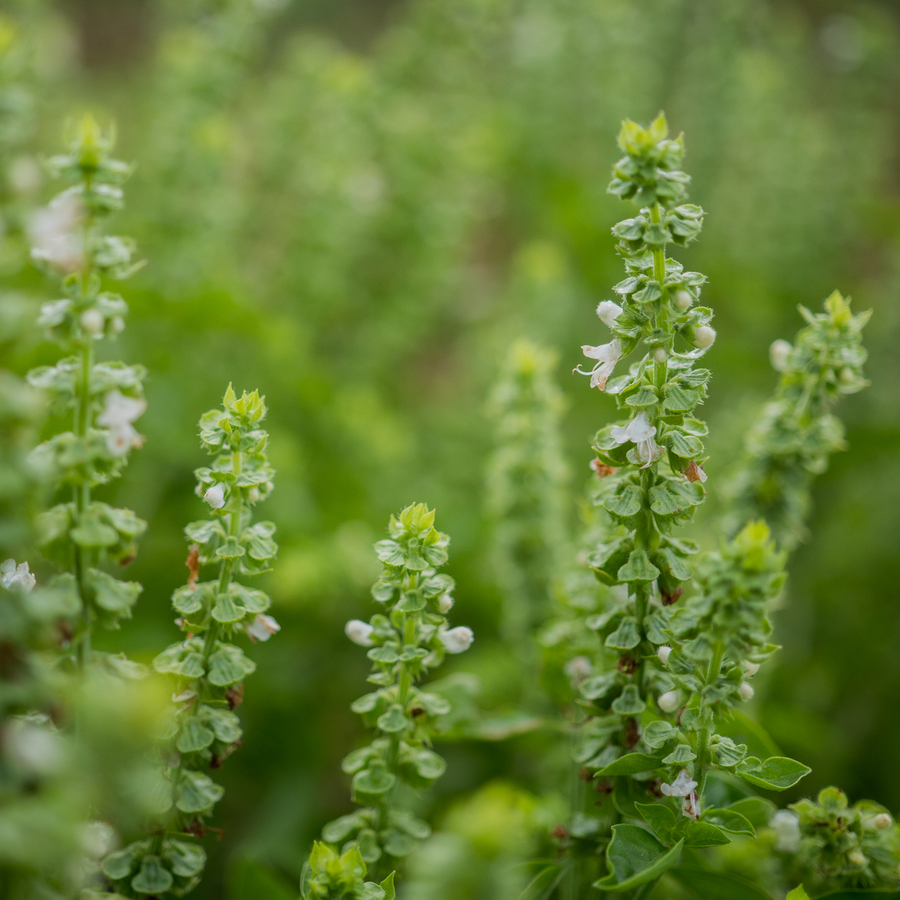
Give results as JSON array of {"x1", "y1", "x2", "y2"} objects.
[{"x1": 594, "y1": 824, "x2": 683, "y2": 892}]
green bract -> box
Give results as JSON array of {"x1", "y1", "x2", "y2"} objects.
[
  {"x1": 102, "y1": 386, "x2": 279, "y2": 897},
  {"x1": 305, "y1": 503, "x2": 471, "y2": 888}
]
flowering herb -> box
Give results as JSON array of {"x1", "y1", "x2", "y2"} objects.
[
  {"x1": 26, "y1": 117, "x2": 147, "y2": 670},
  {"x1": 100, "y1": 386, "x2": 279, "y2": 897},
  {"x1": 302, "y1": 503, "x2": 472, "y2": 896},
  {"x1": 558, "y1": 115, "x2": 813, "y2": 893},
  {"x1": 726, "y1": 291, "x2": 870, "y2": 550}
]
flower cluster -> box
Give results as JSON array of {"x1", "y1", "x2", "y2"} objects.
[
  {"x1": 101, "y1": 387, "x2": 279, "y2": 896},
  {"x1": 26, "y1": 117, "x2": 147, "y2": 666},
  {"x1": 726, "y1": 291, "x2": 870, "y2": 549},
  {"x1": 304, "y1": 503, "x2": 472, "y2": 889},
  {"x1": 302, "y1": 842, "x2": 396, "y2": 900},
  {"x1": 778, "y1": 787, "x2": 900, "y2": 892}
]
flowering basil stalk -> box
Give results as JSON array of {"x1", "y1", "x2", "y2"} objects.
[
  {"x1": 560, "y1": 115, "x2": 813, "y2": 892},
  {"x1": 726, "y1": 291, "x2": 870, "y2": 550},
  {"x1": 100, "y1": 386, "x2": 279, "y2": 897},
  {"x1": 301, "y1": 503, "x2": 472, "y2": 896},
  {"x1": 26, "y1": 116, "x2": 147, "y2": 669}
]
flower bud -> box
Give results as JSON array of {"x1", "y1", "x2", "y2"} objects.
[
  {"x1": 438, "y1": 593, "x2": 454, "y2": 613},
  {"x1": 872, "y1": 813, "x2": 893, "y2": 830},
  {"x1": 738, "y1": 682, "x2": 755, "y2": 701},
  {"x1": 658, "y1": 690, "x2": 679, "y2": 712},
  {"x1": 439, "y1": 626, "x2": 474, "y2": 654},
  {"x1": 674, "y1": 289, "x2": 693, "y2": 311},
  {"x1": 742, "y1": 660, "x2": 760, "y2": 678},
  {"x1": 596, "y1": 300, "x2": 623, "y2": 327},
  {"x1": 110, "y1": 316, "x2": 126, "y2": 335},
  {"x1": 345, "y1": 619, "x2": 374, "y2": 647},
  {"x1": 657, "y1": 645, "x2": 672, "y2": 666},
  {"x1": 81, "y1": 308, "x2": 105, "y2": 336},
  {"x1": 564, "y1": 656, "x2": 592, "y2": 680},
  {"x1": 204, "y1": 483, "x2": 226, "y2": 509},
  {"x1": 692, "y1": 324, "x2": 716, "y2": 349},
  {"x1": 246, "y1": 613, "x2": 280, "y2": 643},
  {"x1": 653, "y1": 347, "x2": 667, "y2": 363},
  {"x1": 248, "y1": 486, "x2": 261, "y2": 503},
  {"x1": 769, "y1": 339, "x2": 792, "y2": 372},
  {"x1": 847, "y1": 849, "x2": 867, "y2": 868}
]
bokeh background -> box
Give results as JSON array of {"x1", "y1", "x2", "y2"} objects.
[{"x1": 3, "y1": 0, "x2": 900, "y2": 895}]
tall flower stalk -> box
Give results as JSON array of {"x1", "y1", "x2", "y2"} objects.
[
  {"x1": 556, "y1": 115, "x2": 812, "y2": 895},
  {"x1": 101, "y1": 386, "x2": 279, "y2": 897},
  {"x1": 27, "y1": 117, "x2": 147, "y2": 670},
  {"x1": 725, "y1": 291, "x2": 870, "y2": 550},
  {"x1": 301, "y1": 503, "x2": 473, "y2": 898}
]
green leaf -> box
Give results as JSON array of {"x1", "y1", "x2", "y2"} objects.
[
  {"x1": 102, "y1": 840, "x2": 150, "y2": 881},
  {"x1": 374, "y1": 540, "x2": 405, "y2": 566},
  {"x1": 594, "y1": 824, "x2": 683, "y2": 892},
  {"x1": 207, "y1": 643, "x2": 256, "y2": 686},
  {"x1": 216, "y1": 536, "x2": 245, "y2": 560},
  {"x1": 593, "y1": 752, "x2": 661, "y2": 776},
  {"x1": 172, "y1": 584, "x2": 208, "y2": 615},
  {"x1": 665, "y1": 430, "x2": 703, "y2": 458},
  {"x1": 352, "y1": 765, "x2": 396, "y2": 796},
  {"x1": 736, "y1": 757, "x2": 811, "y2": 791},
  {"x1": 176, "y1": 770, "x2": 225, "y2": 814},
  {"x1": 131, "y1": 855, "x2": 173, "y2": 894},
  {"x1": 670, "y1": 867, "x2": 773, "y2": 900},
  {"x1": 617, "y1": 549, "x2": 660, "y2": 583},
  {"x1": 202, "y1": 706, "x2": 242, "y2": 743},
  {"x1": 702, "y1": 808, "x2": 755, "y2": 836},
  {"x1": 605, "y1": 485, "x2": 643, "y2": 519},
  {"x1": 176, "y1": 718, "x2": 215, "y2": 753},
  {"x1": 212, "y1": 591, "x2": 244, "y2": 623},
  {"x1": 662, "y1": 744, "x2": 696, "y2": 764},
  {"x1": 382, "y1": 829, "x2": 418, "y2": 857},
  {"x1": 71, "y1": 516, "x2": 119, "y2": 548},
  {"x1": 727, "y1": 796, "x2": 777, "y2": 827},
  {"x1": 610, "y1": 684, "x2": 647, "y2": 716},
  {"x1": 377, "y1": 704, "x2": 409, "y2": 734},
  {"x1": 641, "y1": 720, "x2": 676, "y2": 749},
  {"x1": 786, "y1": 888, "x2": 810, "y2": 900},
  {"x1": 606, "y1": 616, "x2": 641, "y2": 650},
  {"x1": 380, "y1": 872, "x2": 396, "y2": 900},
  {"x1": 162, "y1": 840, "x2": 206, "y2": 878},
  {"x1": 636, "y1": 801, "x2": 677, "y2": 841},
  {"x1": 683, "y1": 820, "x2": 731, "y2": 848},
  {"x1": 322, "y1": 811, "x2": 365, "y2": 843},
  {"x1": 649, "y1": 484, "x2": 687, "y2": 517},
  {"x1": 88, "y1": 569, "x2": 142, "y2": 617},
  {"x1": 664, "y1": 385, "x2": 700, "y2": 413}
]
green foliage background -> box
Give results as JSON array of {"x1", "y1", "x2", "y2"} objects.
[{"x1": 4, "y1": 0, "x2": 900, "y2": 894}]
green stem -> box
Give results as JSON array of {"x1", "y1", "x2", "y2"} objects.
[
  {"x1": 74, "y1": 336, "x2": 94, "y2": 669},
  {"x1": 694, "y1": 642, "x2": 725, "y2": 798}
]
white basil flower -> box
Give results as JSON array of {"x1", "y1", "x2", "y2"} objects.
[
  {"x1": 692, "y1": 324, "x2": 716, "y2": 349},
  {"x1": 660, "y1": 768, "x2": 698, "y2": 798},
  {"x1": 610, "y1": 411, "x2": 660, "y2": 467},
  {"x1": 439, "y1": 626, "x2": 474, "y2": 654},
  {"x1": 657, "y1": 645, "x2": 672, "y2": 666},
  {"x1": 738, "y1": 682, "x2": 755, "y2": 701},
  {"x1": 246, "y1": 613, "x2": 280, "y2": 643},
  {"x1": 769, "y1": 339, "x2": 793, "y2": 372},
  {"x1": 770, "y1": 810, "x2": 801, "y2": 852},
  {"x1": 657, "y1": 689, "x2": 679, "y2": 712},
  {"x1": 575, "y1": 339, "x2": 621, "y2": 390},
  {"x1": 596, "y1": 300, "x2": 623, "y2": 328},
  {"x1": 28, "y1": 193, "x2": 84, "y2": 273},
  {"x1": 742, "y1": 660, "x2": 760, "y2": 678},
  {"x1": 204, "y1": 483, "x2": 226, "y2": 509},
  {"x1": 80, "y1": 308, "x2": 105, "y2": 336},
  {"x1": 345, "y1": 619, "x2": 375, "y2": 647},
  {"x1": 1, "y1": 559, "x2": 36, "y2": 593},
  {"x1": 437, "y1": 594, "x2": 454, "y2": 613},
  {"x1": 97, "y1": 390, "x2": 146, "y2": 457}
]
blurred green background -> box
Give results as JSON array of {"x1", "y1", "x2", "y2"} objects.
[{"x1": 3, "y1": 0, "x2": 900, "y2": 895}]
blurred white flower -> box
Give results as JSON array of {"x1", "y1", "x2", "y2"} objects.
[
  {"x1": 674, "y1": 289, "x2": 693, "y2": 311},
  {"x1": 439, "y1": 626, "x2": 474, "y2": 654},
  {"x1": 6, "y1": 720, "x2": 65, "y2": 776},
  {"x1": 575, "y1": 339, "x2": 621, "y2": 391},
  {"x1": 661, "y1": 769, "x2": 697, "y2": 798},
  {"x1": 1, "y1": 559, "x2": 36, "y2": 593},
  {"x1": 438, "y1": 594, "x2": 454, "y2": 613},
  {"x1": 770, "y1": 810, "x2": 801, "y2": 852},
  {"x1": 658, "y1": 690, "x2": 679, "y2": 712},
  {"x1": 738, "y1": 682, "x2": 755, "y2": 701},
  {"x1": 345, "y1": 619, "x2": 375, "y2": 647},
  {"x1": 246, "y1": 613, "x2": 280, "y2": 643},
  {"x1": 770, "y1": 339, "x2": 793, "y2": 372},
  {"x1": 742, "y1": 660, "x2": 760, "y2": 678},
  {"x1": 596, "y1": 300, "x2": 623, "y2": 328},
  {"x1": 657, "y1": 645, "x2": 672, "y2": 666},
  {"x1": 97, "y1": 390, "x2": 146, "y2": 457},
  {"x1": 204, "y1": 483, "x2": 226, "y2": 509},
  {"x1": 28, "y1": 193, "x2": 84, "y2": 272},
  {"x1": 81, "y1": 308, "x2": 105, "y2": 336}
]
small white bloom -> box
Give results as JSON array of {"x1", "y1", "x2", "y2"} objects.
[
  {"x1": 204, "y1": 483, "x2": 226, "y2": 509},
  {"x1": 674, "y1": 289, "x2": 693, "y2": 311},
  {"x1": 97, "y1": 390, "x2": 146, "y2": 457},
  {"x1": 610, "y1": 412, "x2": 660, "y2": 468},
  {"x1": 80, "y1": 821, "x2": 116, "y2": 859},
  {"x1": 248, "y1": 486, "x2": 260, "y2": 503},
  {"x1": 575, "y1": 339, "x2": 621, "y2": 391},
  {"x1": 172, "y1": 689, "x2": 198, "y2": 704},
  {"x1": 657, "y1": 645, "x2": 672, "y2": 666},
  {"x1": 1, "y1": 559, "x2": 36, "y2": 593},
  {"x1": 28, "y1": 193, "x2": 84, "y2": 272},
  {"x1": 693, "y1": 325, "x2": 716, "y2": 349},
  {"x1": 596, "y1": 300, "x2": 623, "y2": 328},
  {"x1": 438, "y1": 593, "x2": 454, "y2": 613},
  {"x1": 770, "y1": 810, "x2": 801, "y2": 852},
  {"x1": 872, "y1": 813, "x2": 893, "y2": 831},
  {"x1": 738, "y1": 682, "x2": 755, "y2": 701},
  {"x1": 847, "y1": 849, "x2": 867, "y2": 868},
  {"x1": 564, "y1": 655, "x2": 592, "y2": 680},
  {"x1": 653, "y1": 347, "x2": 667, "y2": 363},
  {"x1": 6, "y1": 720, "x2": 65, "y2": 776},
  {"x1": 658, "y1": 690, "x2": 680, "y2": 712},
  {"x1": 742, "y1": 660, "x2": 761, "y2": 678},
  {"x1": 660, "y1": 769, "x2": 698, "y2": 798},
  {"x1": 345, "y1": 619, "x2": 375, "y2": 647},
  {"x1": 246, "y1": 613, "x2": 280, "y2": 643},
  {"x1": 8, "y1": 155, "x2": 42, "y2": 195},
  {"x1": 682, "y1": 790, "x2": 701, "y2": 820},
  {"x1": 80, "y1": 308, "x2": 105, "y2": 336},
  {"x1": 110, "y1": 315, "x2": 126, "y2": 335},
  {"x1": 770, "y1": 339, "x2": 793, "y2": 372},
  {"x1": 439, "y1": 626, "x2": 474, "y2": 654}
]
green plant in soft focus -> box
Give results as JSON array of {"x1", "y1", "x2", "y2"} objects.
[
  {"x1": 726, "y1": 292, "x2": 870, "y2": 550},
  {"x1": 486, "y1": 339, "x2": 568, "y2": 693},
  {"x1": 26, "y1": 116, "x2": 148, "y2": 671},
  {"x1": 301, "y1": 503, "x2": 473, "y2": 895},
  {"x1": 100, "y1": 386, "x2": 280, "y2": 896}
]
